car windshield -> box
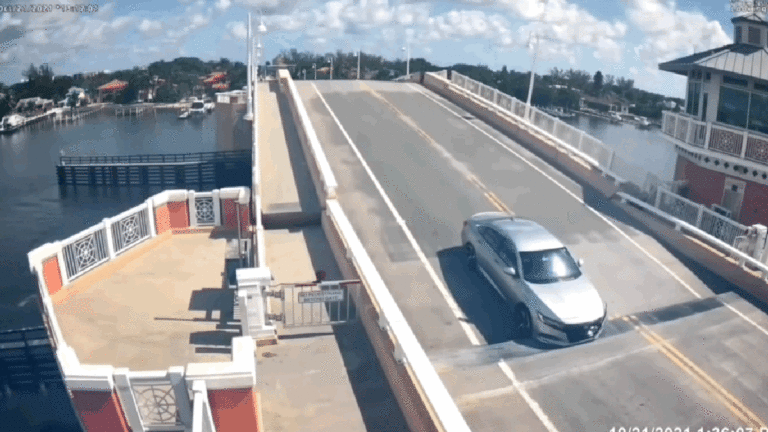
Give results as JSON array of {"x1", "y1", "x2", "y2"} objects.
[{"x1": 519, "y1": 248, "x2": 581, "y2": 284}]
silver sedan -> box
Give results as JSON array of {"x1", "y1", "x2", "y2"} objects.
[{"x1": 461, "y1": 212, "x2": 607, "y2": 345}]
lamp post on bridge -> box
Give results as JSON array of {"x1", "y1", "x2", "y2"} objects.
[
  {"x1": 244, "y1": 13, "x2": 253, "y2": 121},
  {"x1": 313, "y1": 63, "x2": 317, "y2": 80},
  {"x1": 524, "y1": 32, "x2": 539, "y2": 122},
  {"x1": 401, "y1": 43, "x2": 410, "y2": 76},
  {"x1": 328, "y1": 57, "x2": 333, "y2": 80}
]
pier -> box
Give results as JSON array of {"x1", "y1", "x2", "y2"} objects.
[{"x1": 56, "y1": 149, "x2": 252, "y2": 188}]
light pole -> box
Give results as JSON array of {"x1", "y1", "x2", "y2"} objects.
[
  {"x1": 303, "y1": 69, "x2": 306, "y2": 80},
  {"x1": 525, "y1": 0, "x2": 548, "y2": 121},
  {"x1": 356, "y1": 50, "x2": 361, "y2": 80},
  {"x1": 524, "y1": 32, "x2": 538, "y2": 121},
  {"x1": 401, "y1": 43, "x2": 410, "y2": 76},
  {"x1": 244, "y1": 13, "x2": 253, "y2": 121},
  {"x1": 313, "y1": 63, "x2": 317, "y2": 80},
  {"x1": 257, "y1": 14, "x2": 267, "y2": 80},
  {"x1": 329, "y1": 57, "x2": 333, "y2": 80}
]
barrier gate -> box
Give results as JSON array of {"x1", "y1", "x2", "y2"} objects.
[{"x1": 269, "y1": 280, "x2": 359, "y2": 327}]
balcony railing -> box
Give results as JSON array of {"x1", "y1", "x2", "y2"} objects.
[{"x1": 662, "y1": 111, "x2": 768, "y2": 165}]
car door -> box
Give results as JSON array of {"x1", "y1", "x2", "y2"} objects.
[
  {"x1": 475, "y1": 226, "x2": 501, "y2": 280},
  {"x1": 494, "y1": 239, "x2": 524, "y2": 304},
  {"x1": 477, "y1": 227, "x2": 513, "y2": 297}
]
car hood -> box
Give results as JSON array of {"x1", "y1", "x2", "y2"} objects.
[{"x1": 528, "y1": 276, "x2": 605, "y2": 324}]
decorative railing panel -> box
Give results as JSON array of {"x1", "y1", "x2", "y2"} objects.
[
  {"x1": 675, "y1": 117, "x2": 690, "y2": 142},
  {"x1": 699, "y1": 210, "x2": 748, "y2": 246},
  {"x1": 664, "y1": 112, "x2": 677, "y2": 136},
  {"x1": 745, "y1": 135, "x2": 768, "y2": 164},
  {"x1": 480, "y1": 85, "x2": 494, "y2": 102},
  {"x1": 658, "y1": 190, "x2": 701, "y2": 226},
  {"x1": 690, "y1": 122, "x2": 707, "y2": 147},
  {"x1": 63, "y1": 228, "x2": 110, "y2": 280},
  {"x1": 709, "y1": 126, "x2": 744, "y2": 156},
  {"x1": 112, "y1": 207, "x2": 151, "y2": 255},
  {"x1": 513, "y1": 100, "x2": 526, "y2": 117},
  {"x1": 194, "y1": 195, "x2": 216, "y2": 226},
  {"x1": 532, "y1": 109, "x2": 556, "y2": 135}
]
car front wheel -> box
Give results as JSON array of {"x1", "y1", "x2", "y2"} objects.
[{"x1": 515, "y1": 305, "x2": 533, "y2": 339}]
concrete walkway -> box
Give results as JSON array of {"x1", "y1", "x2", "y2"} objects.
[{"x1": 258, "y1": 81, "x2": 321, "y2": 228}]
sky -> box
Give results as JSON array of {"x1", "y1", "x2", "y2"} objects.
[{"x1": 0, "y1": 0, "x2": 758, "y2": 97}]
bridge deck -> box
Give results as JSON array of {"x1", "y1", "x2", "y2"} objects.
[{"x1": 298, "y1": 80, "x2": 768, "y2": 431}]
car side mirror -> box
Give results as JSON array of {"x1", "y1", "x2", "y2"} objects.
[
  {"x1": 504, "y1": 267, "x2": 518, "y2": 277},
  {"x1": 577, "y1": 258, "x2": 584, "y2": 267}
]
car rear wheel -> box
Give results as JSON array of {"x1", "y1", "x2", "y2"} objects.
[
  {"x1": 515, "y1": 305, "x2": 533, "y2": 339},
  {"x1": 464, "y1": 243, "x2": 477, "y2": 270}
]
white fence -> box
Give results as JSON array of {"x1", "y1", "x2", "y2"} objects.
[
  {"x1": 443, "y1": 70, "x2": 756, "y2": 255},
  {"x1": 192, "y1": 381, "x2": 216, "y2": 432}
]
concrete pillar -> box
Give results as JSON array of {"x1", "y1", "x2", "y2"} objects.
[
  {"x1": 112, "y1": 369, "x2": 144, "y2": 431},
  {"x1": 236, "y1": 267, "x2": 276, "y2": 342},
  {"x1": 103, "y1": 218, "x2": 116, "y2": 260}
]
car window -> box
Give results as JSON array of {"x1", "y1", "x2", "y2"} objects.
[
  {"x1": 519, "y1": 247, "x2": 581, "y2": 284},
  {"x1": 498, "y1": 241, "x2": 517, "y2": 268},
  {"x1": 479, "y1": 226, "x2": 502, "y2": 249}
]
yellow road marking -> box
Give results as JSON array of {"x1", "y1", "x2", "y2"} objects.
[
  {"x1": 360, "y1": 83, "x2": 513, "y2": 215},
  {"x1": 624, "y1": 315, "x2": 765, "y2": 429}
]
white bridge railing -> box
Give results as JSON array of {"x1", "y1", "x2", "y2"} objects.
[{"x1": 441, "y1": 70, "x2": 768, "y2": 267}]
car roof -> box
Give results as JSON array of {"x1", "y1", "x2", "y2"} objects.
[{"x1": 490, "y1": 218, "x2": 564, "y2": 252}]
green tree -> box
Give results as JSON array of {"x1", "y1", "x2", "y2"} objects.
[{"x1": 593, "y1": 71, "x2": 603, "y2": 94}]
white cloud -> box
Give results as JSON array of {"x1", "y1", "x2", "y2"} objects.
[
  {"x1": 216, "y1": 0, "x2": 233, "y2": 11},
  {"x1": 227, "y1": 21, "x2": 247, "y2": 40},
  {"x1": 627, "y1": 0, "x2": 730, "y2": 91},
  {"x1": 139, "y1": 19, "x2": 163, "y2": 37}
]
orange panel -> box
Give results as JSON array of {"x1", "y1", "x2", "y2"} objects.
[
  {"x1": 208, "y1": 388, "x2": 261, "y2": 432},
  {"x1": 222, "y1": 199, "x2": 237, "y2": 228},
  {"x1": 155, "y1": 204, "x2": 171, "y2": 235},
  {"x1": 168, "y1": 201, "x2": 189, "y2": 229},
  {"x1": 42, "y1": 256, "x2": 63, "y2": 296},
  {"x1": 70, "y1": 390, "x2": 131, "y2": 432},
  {"x1": 240, "y1": 204, "x2": 251, "y2": 232}
]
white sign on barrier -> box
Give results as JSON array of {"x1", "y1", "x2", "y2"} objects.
[{"x1": 298, "y1": 289, "x2": 344, "y2": 303}]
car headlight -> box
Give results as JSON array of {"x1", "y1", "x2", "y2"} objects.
[{"x1": 538, "y1": 312, "x2": 565, "y2": 330}]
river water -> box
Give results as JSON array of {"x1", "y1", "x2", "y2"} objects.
[
  {"x1": 0, "y1": 109, "x2": 249, "y2": 331},
  {"x1": 562, "y1": 113, "x2": 677, "y2": 183}
]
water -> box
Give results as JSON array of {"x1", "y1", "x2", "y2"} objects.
[
  {"x1": 0, "y1": 109, "x2": 248, "y2": 331},
  {"x1": 562, "y1": 114, "x2": 677, "y2": 183}
]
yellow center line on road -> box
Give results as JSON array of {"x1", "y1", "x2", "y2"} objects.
[
  {"x1": 360, "y1": 82, "x2": 513, "y2": 215},
  {"x1": 623, "y1": 316, "x2": 765, "y2": 430}
]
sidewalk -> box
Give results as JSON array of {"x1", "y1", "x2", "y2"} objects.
[{"x1": 258, "y1": 81, "x2": 322, "y2": 228}]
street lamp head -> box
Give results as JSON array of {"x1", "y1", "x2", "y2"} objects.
[{"x1": 257, "y1": 23, "x2": 267, "y2": 33}]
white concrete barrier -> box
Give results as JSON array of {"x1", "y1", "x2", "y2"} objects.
[
  {"x1": 278, "y1": 69, "x2": 338, "y2": 203},
  {"x1": 322, "y1": 200, "x2": 471, "y2": 432}
]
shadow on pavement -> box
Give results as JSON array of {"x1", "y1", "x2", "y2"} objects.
[{"x1": 435, "y1": 246, "x2": 518, "y2": 345}]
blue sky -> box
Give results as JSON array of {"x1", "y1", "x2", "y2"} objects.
[{"x1": 0, "y1": 0, "x2": 757, "y2": 97}]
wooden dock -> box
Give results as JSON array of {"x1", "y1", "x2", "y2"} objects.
[{"x1": 56, "y1": 149, "x2": 252, "y2": 188}]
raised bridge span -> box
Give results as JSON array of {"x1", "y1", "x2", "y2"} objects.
[{"x1": 292, "y1": 79, "x2": 768, "y2": 431}]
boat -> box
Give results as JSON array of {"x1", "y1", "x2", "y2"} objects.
[
  {"x1": 204, "y1": 98, "x2": 215, "y2": 113},
  {"x1": 636, "y1": 116, "x2": 653, "y2": 129},
  {"x1": 541, "y1": 106, "x2": 575, "y2": 119},
  {"x1": 609, "y1": 112, "x2": 622, "y2": 124},
  {"x1": 189, "y1": 98, "x2": 206, "y2": 115},
  {"x1": 178, "y1": 110, "x2": 190, "y2": 119},
  {"x1": 0, "y1": 114, "x2": 25, "y2": 134}
]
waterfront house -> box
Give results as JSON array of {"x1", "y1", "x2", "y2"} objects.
[
  {"x1": 579, "y1": 94, "x2": 632, "y2": 114},
  {"x1": 659, "y1": 13, "x2": 768, "y2": 226},
  {"x1": 97, "y1": 79, "x2": 128, "y2": 103},
  {"x1": 15, "y1": 96, "x2": 53, "y2": 113}
]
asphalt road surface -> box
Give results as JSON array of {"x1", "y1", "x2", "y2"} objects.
[{"x1": 297, "y1": 79, "x2": 768, "y2": 432}]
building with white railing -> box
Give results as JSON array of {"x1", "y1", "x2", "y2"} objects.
[{"x1": 659, "y1": 13, "x2": 768, "y2": 227}]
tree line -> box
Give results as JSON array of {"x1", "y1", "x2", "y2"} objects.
[{"x1": 0, "y1": 54, "x2": 682, "y2": 120}]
